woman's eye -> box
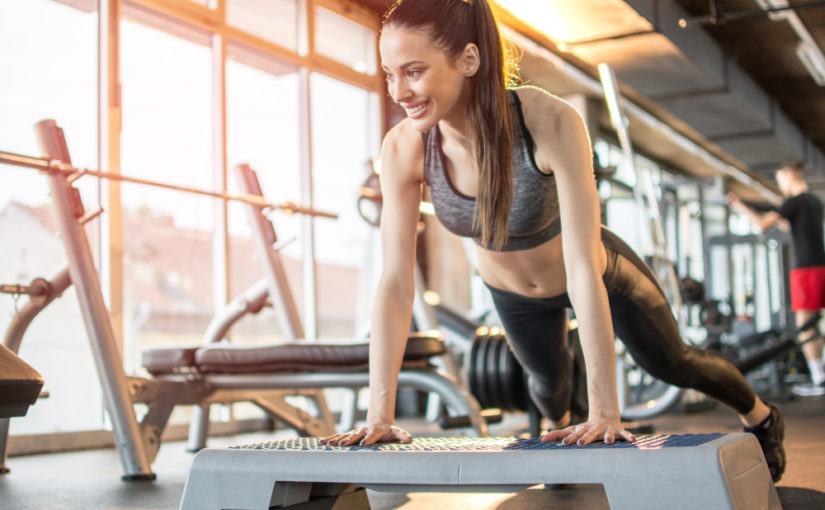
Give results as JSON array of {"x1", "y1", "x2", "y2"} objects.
[{"x1": 407, "y1": 69, "x2": 421, "y2": 78}]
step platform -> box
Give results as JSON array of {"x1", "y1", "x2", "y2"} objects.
[{"x1": 179, "y1": 433, "x2": 780, "y2": 510}]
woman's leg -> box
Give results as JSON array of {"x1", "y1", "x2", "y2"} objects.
[
  {"x1": 486, "y1": 284, "x2": 572, "y2": 424},
  {"x1": 599, "y1": 229, "x2": 765, "y2": 419},
  {"x1": 601, "y1": 229, "x2": 785, "y2": 481}
]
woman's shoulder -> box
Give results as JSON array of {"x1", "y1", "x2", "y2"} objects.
[
  {"x1": 511, "y1": 86, "x2": 583, "y2": 138},
  {"x1": 511, "y1": 86, "x2": 586, "y2": 150},
  {"x1": 509, "y1": 86, "x2": 590, "y2": 174},
  {"x1": 381, "y1": 118, "x2": 426, "y2": 183},
  {"x1": 511, "y1": 86, "x2": 577, "y2": 117}
]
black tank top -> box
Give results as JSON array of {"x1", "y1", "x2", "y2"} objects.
[
  {"x1": 777, "y1": 192, "x2": 825, "y2": 268},
  {"x1": 423, "y1": 90, "x2": 560, "y2": 251}
]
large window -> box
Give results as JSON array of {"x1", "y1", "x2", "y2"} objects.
[
  {"x1": 226, "y1": 43, "x2": 302, "y2": 344},
  {"x1": 227, "y1": 0, "x2": 300, "y2": 52},
  {"x1": 315, "y1": 5, "x2": 377, "y2": 74},
  {"x1": 311, "y1": 73, "x2": 381, "y2": 340},
  {"x1": 0, "y1": 0, "x2": 103, "y2": 434},
  {"x1": 119, "y1": 14, "x2": 215, "y2": 377}
]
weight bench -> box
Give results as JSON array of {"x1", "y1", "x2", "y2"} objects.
[
  {"x1": 140, "y1": 162, "x2": 486, "y2": 452},
  {"x1": 0, "y1": 121, "x2": 487, "y2": 480},
  {"x1": 179, "y1": 433, "x2": 780, "y2": 510},
  {"x1": 143, "y1": 332, "x2": 487, "y2": 442}
]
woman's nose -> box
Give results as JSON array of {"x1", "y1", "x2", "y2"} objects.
[{"x1": 389, "y1": 78, "x2": 412, "y2": 103}]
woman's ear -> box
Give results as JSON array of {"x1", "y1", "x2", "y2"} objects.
[{"x1": 460, "y1": 43, "x2": 480, "y2": 76}]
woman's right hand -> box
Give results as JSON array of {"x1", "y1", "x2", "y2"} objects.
[{"x1": 320, "y1": 423, "x2": 412, "y2": 447}]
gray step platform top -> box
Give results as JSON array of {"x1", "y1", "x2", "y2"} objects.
[{"x1": 229, "y1": 433, "x2": 724, "y2": 451}]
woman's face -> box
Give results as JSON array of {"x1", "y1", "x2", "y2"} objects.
[{"x1": 379, "y1": 26, "x2": 471, "y2": 132}]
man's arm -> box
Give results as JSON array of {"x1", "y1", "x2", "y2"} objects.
[{"x1": 727, "y1": 193, "x2": 787, "y2": 232}]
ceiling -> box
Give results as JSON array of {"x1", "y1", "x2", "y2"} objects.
[
  {"x1": 672, "y1": 0, "x2": 825, "y2": 180},
  {"x1": 357, "y1": 0, "x2": 825, "y2": 203}
]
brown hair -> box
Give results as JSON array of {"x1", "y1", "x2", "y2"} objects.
[
  {"x1": 778, "y1": 160, "x2": 805, "y2": 178},
  {"x1": 384, "y1": 0, "x2": 519, "y2": 250}
]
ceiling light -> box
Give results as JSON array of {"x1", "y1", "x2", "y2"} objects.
[
  {"x1": 754, "y1": 0, "x2": 789, "y2": 21},
  {"x1": 796, "y1": 41, "x2": 825, "y2": 86}
]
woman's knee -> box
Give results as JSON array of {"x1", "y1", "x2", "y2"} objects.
[
  {"x1": 631, "y1": 345, "x2": 700, "y2": 388},
  {"x1": 527, "y1": 375, "x2": 572, "y2": 420}
]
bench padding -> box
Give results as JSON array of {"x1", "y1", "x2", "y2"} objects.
[{"x1": 142, "y1": 334, "x2": 445, "y2": 376}]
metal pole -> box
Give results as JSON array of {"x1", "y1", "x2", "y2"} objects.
[
  {"x1": 765, "y1": 242, "x2": 776, "y2": 329},
  {"x1": 698, "y1": 184, "x2": 712, "y2": 299},
  {"x1": 233, "y1": 164, "x2": 305, "y2": 341},
  {"x1": 36, "y1": 120, "x2": 154, "y2": 479},
  {"x1": 299, "y1": 66, "x2": 319, "y2": 340}
]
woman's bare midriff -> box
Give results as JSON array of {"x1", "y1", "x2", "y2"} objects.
[{"x1": 475, "y1": 235, "x2": 607, "y2": 299}]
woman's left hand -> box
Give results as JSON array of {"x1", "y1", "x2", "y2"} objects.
[{"x1": 540, "y1": 416, "x2": 635, "y2": 446}]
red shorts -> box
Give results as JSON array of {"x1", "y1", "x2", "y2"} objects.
[{"x1": 790, "y1": 266, "x2": 825, "y2": 311}]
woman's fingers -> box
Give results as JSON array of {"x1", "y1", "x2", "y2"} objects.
[
  {"x1": 320, "y1": 425, "x2": 413, "y2": 447},
  {"x1": 339, "y1": 429, "x2": 367, "y2": 446},
  {"x1": 576, "y1": 426, "x2": 606, "y2": 446},
  {"x1": 318, "y1": 433, "x2": 347, "y2": 445},
  {"x1": 320, "y1": 428, "x2": 365, "y2": 446},
  {"x1": 564, "y1": 425, "x2": 590, "y2": 446},
  {"x1": 540, "y1": 424, "x2": 582, "y2": 444},
  {"x1": 616, "y1": 428, "x2": 636, "y2": 443},
  {"x1": 540, "y1": 420, "x2": 636, "y2": 446},
  {"x1": 539, "y1": 428, "x2": 571, "y2": 442},
  {"x1": 360, "y1": 427, "x2": 388, "y2": 446}
]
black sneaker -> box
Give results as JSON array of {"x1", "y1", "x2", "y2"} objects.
[{"x1": 744, "y1": 403, "x2": 785, "y2": 483}]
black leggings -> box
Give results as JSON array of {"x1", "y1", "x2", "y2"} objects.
[{"x1": 487, "y1": 227, "x2": 756, "y2": 420}]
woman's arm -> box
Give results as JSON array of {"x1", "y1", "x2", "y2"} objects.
[
  {"x1": 523, "y1": 88, "x2": 634, "y2": 446},
  {"x1": 322, "y1": 121, "x2": 424, "y2": 446}
]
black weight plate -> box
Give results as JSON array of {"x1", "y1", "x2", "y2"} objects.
[
  {"x1": 486, "y1": 336, "x2": 505, "y2": 409},
  {"x1": 475, "y1": 335, "x2": 492, "y2": 408},
  {"x1": 467, "y1": 336, "x2": 481, "y2": 404},
  {"x1": 494, "y1": 335, "x2": 513, "y2": 411}
]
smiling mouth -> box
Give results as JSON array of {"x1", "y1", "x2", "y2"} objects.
[{"x1": 405, "y1": 100, "x2": 429, "y2": 116}]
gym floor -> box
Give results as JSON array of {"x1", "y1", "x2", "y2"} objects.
[{"x1": 2, "y1": 396, "x2": 823, "y2": 510}]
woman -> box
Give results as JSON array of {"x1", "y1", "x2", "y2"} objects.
[{"x1": 321, "y1": 0, "x2": 786, "y2": 481}]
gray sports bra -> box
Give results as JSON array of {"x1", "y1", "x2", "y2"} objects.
[{"x1": 423, "y1": 89, "x2": 561, "y2": 251}]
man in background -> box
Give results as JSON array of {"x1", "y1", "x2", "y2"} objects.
[{"x1": 729, "y1": 161, "x2": 825, "y2": 396}]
